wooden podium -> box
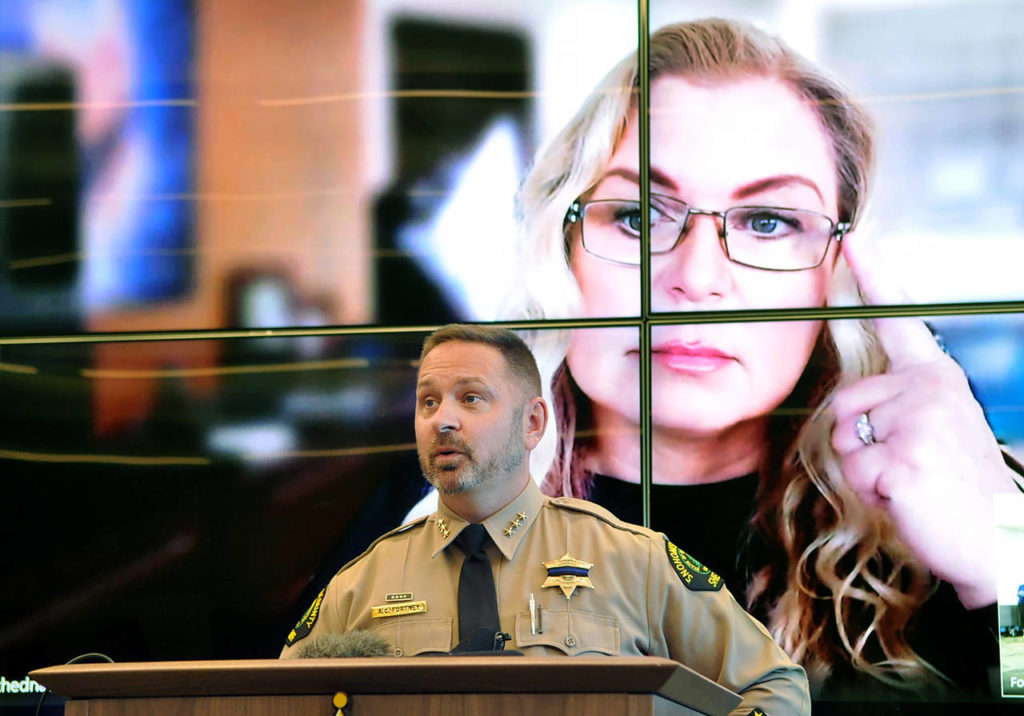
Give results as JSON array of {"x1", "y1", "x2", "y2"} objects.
[{"x1": 31, "y1": 656, "x2": 743, "y2": 716}]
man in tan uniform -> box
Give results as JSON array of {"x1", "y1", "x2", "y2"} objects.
[{"x1": 281, "y1": 324, "x2": 809, "y2": 715}]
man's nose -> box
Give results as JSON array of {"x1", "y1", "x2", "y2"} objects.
[{"x1": 434, "y1": 399, "x2": 461, "y2": 433}]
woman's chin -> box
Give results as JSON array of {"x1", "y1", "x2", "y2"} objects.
[
  {"x1": 651, "y1": 414, "x2": 747, "y2": 438},
  {"x1": 649, "y1": 398, "x2": 772, "y2": 441}
]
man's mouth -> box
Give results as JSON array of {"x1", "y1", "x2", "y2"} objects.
[{"x1": 431, "y1": 436, "x2": 470, "y2": 461}]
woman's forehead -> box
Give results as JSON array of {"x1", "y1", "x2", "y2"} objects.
[{"x1": 608, "y1": 75, "x2": 839, "y2": 211}]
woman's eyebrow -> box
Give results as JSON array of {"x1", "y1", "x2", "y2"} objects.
[
  {"x1": 600, "y1": 167, "x2": 679, "y2": 193},
  {"x1": 601, "y1": 168, "x2": 823, "y2": 204},
  {"x1": 598, "y1": 167, "x2": 641, "y2": 186},
  {"x1": 731, "y1": 175, "x2": 824, "y2": 204}
]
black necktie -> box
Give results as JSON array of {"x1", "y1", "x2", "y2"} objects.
[{"x1": 453, "y1": 523, "x2": 500, "y2": 646}]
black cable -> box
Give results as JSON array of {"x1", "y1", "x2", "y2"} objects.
[{"x1": 34, "y1": 652, "x2": 114, "y2": 716}]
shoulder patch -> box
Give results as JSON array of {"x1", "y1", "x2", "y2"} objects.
[
  {"x1": 664, "y1": 537, "x2": 723, "y2": 591},
  {"x1": 286, "y1": 588, "x2": 325, "y2": 646}
]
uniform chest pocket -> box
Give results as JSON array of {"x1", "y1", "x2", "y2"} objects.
[
  {"x1": 372, "y1": 616, "x2": 452, "y2": 656},
  {"x1": 514, "y1": 609, "x2": 620, "y2": 655}
]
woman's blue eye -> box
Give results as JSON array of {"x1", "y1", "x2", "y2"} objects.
[
  {"x1": 737, "y1": 210, "x2": 802, "y2": 238},
  {"x1": 750, "y1": 215, "x2": 779, "y2": 233},
  {"x1": 612, "y1": 207, "x2": 644, "y2": 234},
  {"x1": 613, "y1": 204, "x2": 664, "y2": 235}
]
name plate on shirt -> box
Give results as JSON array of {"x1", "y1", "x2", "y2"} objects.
[{"x1": 371, "y1": 600, "x2": 427, "y2": 618}]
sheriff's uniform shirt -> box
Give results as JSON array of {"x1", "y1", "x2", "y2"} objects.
[{"x1": 281, "y1": 480, "x2": 809, "y2": 715}]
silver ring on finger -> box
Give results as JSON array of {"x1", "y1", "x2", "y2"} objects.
[{"x1": 855, "y1": 412, "x2": 876, "y2": 446}]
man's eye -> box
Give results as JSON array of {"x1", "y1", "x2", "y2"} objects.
[
  {"x1": 464, "y1": 394, "x2": 481, "y2": 404},
  {"x1": 421, "y1": 397, "x2": 437, "y2": 409}
]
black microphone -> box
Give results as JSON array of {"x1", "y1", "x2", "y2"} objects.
[
  {"x1": 295, "y1": 631, "x2": 392, "y2": 658},
  {"x1": 450, "y1": 627, "x2": 521, "y2": 655}
]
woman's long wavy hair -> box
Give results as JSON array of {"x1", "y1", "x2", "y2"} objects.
[{"x1": 508, "y1": 18, "x2": 944, "y2": 690}]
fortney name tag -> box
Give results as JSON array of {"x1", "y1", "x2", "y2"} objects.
[{"x1": 371, "y1": 600, "x2": 427, "y2": 618}]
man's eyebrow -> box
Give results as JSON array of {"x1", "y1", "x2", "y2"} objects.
[
  {"x1": 416, "y1": 376, "x2": 490, "y2": 390},
  {"x1": 731, "y1": 174, "x2": 825, "y2": 204}
]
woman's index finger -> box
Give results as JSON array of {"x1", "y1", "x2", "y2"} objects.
[{"x1": 841, "y1": 229, "x2": 945, "y2": 368}]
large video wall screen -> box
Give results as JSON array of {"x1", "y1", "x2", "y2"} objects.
[{"x1": 2, "y1": 0, "x2": 1023, "y2": 713}]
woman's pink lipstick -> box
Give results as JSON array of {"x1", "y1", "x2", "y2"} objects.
[{"x1": 651, "y1": 341, "x2": 735, "y2": 373}]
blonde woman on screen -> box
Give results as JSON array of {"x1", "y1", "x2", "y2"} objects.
[{"x1": 508, "y1": 17, "x2": 1022, "y2": 695}]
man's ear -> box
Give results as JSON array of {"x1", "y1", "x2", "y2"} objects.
[{"x1": 523, "y1": 396, "x2": 548, "y2": 451}]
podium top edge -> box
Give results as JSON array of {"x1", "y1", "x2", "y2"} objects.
[{"x1": 30, "y1": 656, "x2": 740, "y2": 714}]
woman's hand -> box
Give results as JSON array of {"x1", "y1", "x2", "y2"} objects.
[{"x1": 830, "y1": 232, "x2": 1019, "y2": 609}]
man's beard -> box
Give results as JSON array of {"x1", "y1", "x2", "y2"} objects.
[{"x1": 419, "y1": 408, "x2": 525, "y2": 495}]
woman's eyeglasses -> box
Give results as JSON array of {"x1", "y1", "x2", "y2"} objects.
[{"x1": 565, "y1": 194, "x2": 850, "y2": 272}]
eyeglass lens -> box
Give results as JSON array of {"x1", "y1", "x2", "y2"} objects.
[{"x1": 580, "y1": 199, "x2": 836, "y2": 271}]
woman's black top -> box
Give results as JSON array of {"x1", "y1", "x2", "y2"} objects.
[
  {"x1": 586, "y1": 473, "x2": 998, "y2": 701},
  {"x1": 588, "y1": 472, "x2": 760, "y2": 597}
]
